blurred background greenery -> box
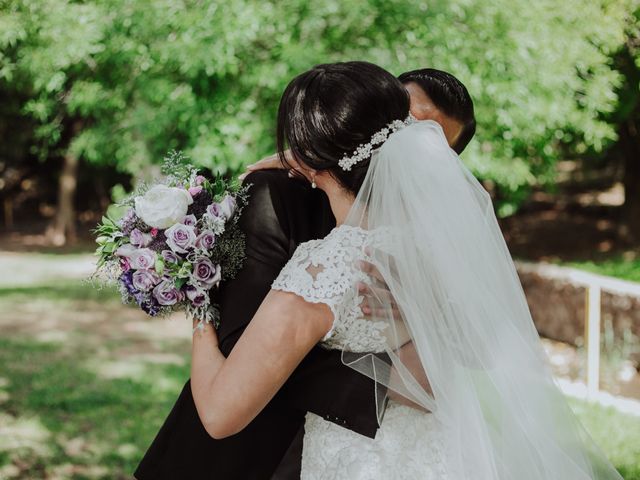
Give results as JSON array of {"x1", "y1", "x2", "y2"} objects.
[
  {"x1": 1, "y1": 0, "x2": 639, "y2": 243},
  {"x1": 1, "y1": 0, "x2": 640, "y2": 479}
]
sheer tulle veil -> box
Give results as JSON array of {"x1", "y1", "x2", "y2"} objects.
[{"x1": 342, "y1": 120, "x2": 622, "y2": 479}]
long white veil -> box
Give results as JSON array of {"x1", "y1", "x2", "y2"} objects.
[{"x1": 342, "y1": 120, "x2": 622, "y2": 479}]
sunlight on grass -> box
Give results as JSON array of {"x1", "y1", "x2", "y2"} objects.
[
  {"x1": 565, "y1": 257, "x2": 640, "y2": 283},
  {"x1": 570, "y1": 399, "x2": 640, "y2": 479},
  {"x1": 0, "y1": 338, "x2": 190, "y2": 479},
  {"x1": 0, "y1": 413, "x2": 52, "y2": 457},
  {"x1": 0, "y1": 253, "x2": 637, "y2": 479},
  {"x1": 0, "y1": 281, "x2": 121, "y2": 304}
]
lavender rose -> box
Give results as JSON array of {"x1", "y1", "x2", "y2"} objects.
[
  {"x1": 188, "y1": 186, "x2": 203, "y2": 197},
  {"x1": 185, "y1": 285, "x2": 207, "y2": 307},
  {"x1": 130, "y1": 228, "x2": 152, "y2": 248},
  {"x1": 161, "y1": 249, "x2": 180, "y2": 264},
  {"x1": 182, "y1": 214, "x2": 197, "y2": 227},
  {"x1": 119, "y1": 257, "x2": 131, "y2": 273},
  {"x1": 132, "y1": 269, "x2": 160, "y2": 292},
  {"x1": 219, "y1": 194, "x2": 237, "y2": 220},
  {"x1": 206, "y1": 202, "x2": 223, "y2": 219},
  {"x1": 153, "y1": 279, "x2": 183, "y2": 306},
  {"x1": 128, "y1": 248, "x2": 157, "y2": 270},
  {"x1": 192, "y1": 257, "x2": 221, "y2": 287},
  {"x1": 165, "y1": 223, "x2": 197, "y2": 254},
  {"x1": 195, "y1": 230, "x2": 216, "y2": 251}
]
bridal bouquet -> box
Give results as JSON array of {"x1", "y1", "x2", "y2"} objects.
[{"x1": 92, "y1": 152, "x2": 249, "y2": 328}]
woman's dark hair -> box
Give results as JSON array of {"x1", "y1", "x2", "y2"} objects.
[{"x1": 277, "y1": 61, "x2": 410, "y2": 195}]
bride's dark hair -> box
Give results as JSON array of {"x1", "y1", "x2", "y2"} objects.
[{"x1": 276, "y1": 61, "x2": 410, "y2": 195}]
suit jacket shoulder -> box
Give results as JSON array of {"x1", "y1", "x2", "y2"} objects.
[{"x1": 215, "y1": 170, "x2": 334, "y2": 350}]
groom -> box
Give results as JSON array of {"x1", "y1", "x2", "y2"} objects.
[{"x1": 134, "y1": 67, "x2": 475, "y2": 480}]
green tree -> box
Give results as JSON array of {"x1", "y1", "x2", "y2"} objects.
[
  {"x1": 608, "y1": 5, "x2": 640, "y2": 239},
  {"x1": 0, "y1": 0, "x2": 633, "y2": 244}
]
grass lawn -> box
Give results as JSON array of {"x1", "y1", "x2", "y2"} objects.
[
  {"x1": 564, "y1": 256, "x2": 640, "y2": 283},
  {"x1": 0, "y1": 260, "x2": 639, "y2": 478},
  {"x1": 0, "y1": 278, "x2": 192, "y2": 479}
]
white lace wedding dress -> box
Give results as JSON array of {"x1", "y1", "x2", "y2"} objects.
[{"x1": 272, "y1": 225, "x2": 449, "y2": 480}]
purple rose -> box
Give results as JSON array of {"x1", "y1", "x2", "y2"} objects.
[
  {"x1": 165, "y1": 223, "x2": 196, "y2": 254},
  {"x1": 182, "y1": 214, "x2": 197, "y2": 227},
  {"x1": 188, "y1": 186, "x2": 203, "y2": 197},
  {"x1": 206, "y1": 202, "x2": 223, "y2": 219},
  {"x1": 153, "y1": 279, "x2": 183, "y2": 306},
  {"x1": 120, "y1": 257, "x2": 131, "y2": 273},
  {"x1": 185, "y1": 285, "x2": 207, "y2": 307},
  {"x1": 195, "y1": 230, "x2": 216, "y2": 251},
  {"x1": 161, "y1": 249, "x2": 180, "y2": 263},
  {"x1": 130, "y1": 228, "x2": 152, "y2": 248},
  {"x1": 219, "y1": 195, "x2": 237, "y2": 220},
  {"x1": 129, "y1": 248, "x2": 157, "y2": 270},
  {"x1": 132, "y1": 269, "x2": 160, "y2": 292},
  {"x1": 192, "y1": 257, "x2": 221, "y2": 287},
  {"x1": 195, "y1": 175, "x2": 206, "y2": 186}
]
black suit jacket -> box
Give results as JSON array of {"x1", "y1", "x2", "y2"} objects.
[{"x1": 135, "y1": 171, "x2": 379, "y2": 480}]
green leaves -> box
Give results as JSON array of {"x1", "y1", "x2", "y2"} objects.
[
  {"x1": 1, "y1": 0, "x2": 635, "y2": 214},
  {"x1": 93, "y1": 213, "x2": 125, "y2": 266}
]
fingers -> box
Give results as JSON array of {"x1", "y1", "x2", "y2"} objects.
[
  {"x1": 358, "y1": 281, "x2": 402, "y2": 321},
  {"x1": 358, "y1": 281, "x2": 395, "y2": 303},
  {"x1": 359, "y1": 249, "x2": 401, "y2": 284},
  {"x1": 360, "y1": 303, "x2": 401, "y2": 319},
  {"x1": 240, "y1": 150, "x2": 299, "y2": 181},
  {"x1": 358, "y1": 260, "x2": 386, "y2": 283},
  {"x1": 239, "y1": 155, "x2": 281, "y2": 181},
  {"x1": 248, "y1": 154, "x2": 282, "y2": 171}
]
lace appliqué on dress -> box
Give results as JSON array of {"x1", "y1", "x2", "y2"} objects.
[
  {"x1": 302, "y1": 402, "x2": 448, "y2": 480},
  {"x1": 272, "y1": 225, "x2": 448, "y2": 479},
  {"x1": 271, "y1": 225, "x2": 388, "y2": 353}
]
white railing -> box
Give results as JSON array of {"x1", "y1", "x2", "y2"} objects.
[{"x1": 516, "y1": 261, "x2": 640, "y2": 399}]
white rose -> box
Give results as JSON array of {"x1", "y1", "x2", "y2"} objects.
[{"x1": 134, "y1": 185, "x2": 193, "y2": 229}]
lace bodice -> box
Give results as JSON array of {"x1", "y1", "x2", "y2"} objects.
[
  {"x1": 273, "y1": 225, "x2": 448, "y2": 479},
  {"x1": 272, "y1": 225, "x2": 388, "y2": 353}
]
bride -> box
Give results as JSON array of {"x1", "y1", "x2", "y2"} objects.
[{"x1": 189, "y1": 61, "x2": 622, "y2": 479}]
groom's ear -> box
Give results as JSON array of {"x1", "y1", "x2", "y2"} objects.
[{"x1": 404, "y1": 82, "x2": 464, "y2": 149}]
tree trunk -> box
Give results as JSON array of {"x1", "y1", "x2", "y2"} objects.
[
  {"x1": 614, "y1": 29, "x2": 640, "y2": 242},
  {"x1": 47, "y1": 151, "x2": 79, "y2": 246},
  {"x1": 622, "y1": 117, "x2": 640, "y2": 240},
  {"x1": 3, "y1": 198, "x2": 13, "y2": 229}
]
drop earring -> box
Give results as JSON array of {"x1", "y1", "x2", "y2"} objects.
[{"x1": 311, "y1": 173, "x2": 317, "y2": 189}]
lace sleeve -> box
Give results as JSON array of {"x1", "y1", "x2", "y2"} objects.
[{"x1": 272, "y1": 227, "x2": 369, "y2": 341}]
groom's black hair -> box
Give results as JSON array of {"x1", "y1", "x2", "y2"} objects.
[
  {"x1": 398, "y1": 68, "x2": 476, "y2": 154},
  {"x1": 277, "y1": 61, "x2": 410, "y2": 195}
]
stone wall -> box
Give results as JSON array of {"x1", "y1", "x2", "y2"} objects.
[{"x1": 516, "y1": 262, "x2": 640, "y2": 353}]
